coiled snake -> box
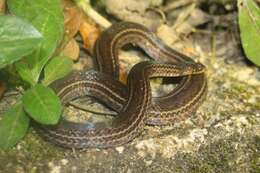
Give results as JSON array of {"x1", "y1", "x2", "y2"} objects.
[{"x1": 37, "y1": 22, "x2": 207, "y2": 148}]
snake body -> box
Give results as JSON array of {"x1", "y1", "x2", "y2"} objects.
[{"x1": 38, "y1": 22, "x2": 207, "y2": 148}]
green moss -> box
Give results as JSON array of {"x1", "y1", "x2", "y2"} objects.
[
  {"x1": 0, "y1": 128, "x2": 66, "y2": 172},
  {"x1": 249, "y1": 136, "x2": 260, "y2": 173},
  {"x1": 170, "y1": 132, "x2": 260, "y2": 173}
]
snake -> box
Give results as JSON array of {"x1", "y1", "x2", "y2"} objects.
[{"x1": 37, "y1": 22, "x2": 207, "y2": 148}]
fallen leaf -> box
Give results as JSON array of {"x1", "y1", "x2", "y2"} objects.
[
  {"x1": 80, "y1": 20, "x2": 101, "y2": 52},
  {"x1": 0, "y1": 0, "x2": 5, "y2": 14},
  {"x1": 62, "y1": 0, "x2": 82, "y2": 40},
  {"x1": 60, "y1": 38, "x2": 80, "y2": 61},
  {"x1": 119, "y1": 65, "x2": 128, "y2": 84},
  {"x1": 55, "y1": 0, "x2": 82, "y2": 55},
  {"x1": 0, "y1": 81, "x2": 6, "y2": 98}
]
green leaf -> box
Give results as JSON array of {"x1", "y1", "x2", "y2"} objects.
[
  {"x1": 22, "y1": 84, "x2": 62, "y2": 125},
  {"x1": 42, "y1": 56, "x2": 73, "y2": 86},
  {"x1": 0, "y1": 101, "x2": 29, "y2": 149},
  {"x1": 0, "y1": 15, "x2": 42, "y2": 69},
  {"x1": 8, "y1": 0, "x2": 64, "y2": 83},
  {"x1": 238, "y1": 0, "x2": 260, "y2": 66},
  {"x1": 15, "y1": 61, "x2": 37, "y2": 86}
]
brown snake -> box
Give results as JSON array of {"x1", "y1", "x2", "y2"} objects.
[{"x1": 37, "y1": 22, "x2": 207, "y2": 148}]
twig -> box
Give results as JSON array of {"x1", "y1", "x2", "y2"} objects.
[
  {"x1": 162, "y1": 0, "x2": 195, "y2": 12},
  {"x1": 74, "y1": 0, "x2": 111, "y2": 28},
  {"x1": 172, "y1": 3, "x2": 196, "y2": 29},
  {"x1": 147, "y1": 7, "x2": 167, "y2": 23}
]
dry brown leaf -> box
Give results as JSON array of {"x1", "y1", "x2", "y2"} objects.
[
  {"x1": 79, "y1": 20, "x2": 101, "y2": 52},
  {"x1": 60, "y1": 38, "x2": 80, "y2": 61},
  {"x1": 55, "y1": 0, "x2": 82, "y2": 58},
  {"x1": 0, "y1": 82, "x2": 6, "y2": 99},
  {"x1": 0, "y1": 0, "x2": 6, "y2": 14},
  {"x1": 119, "y1": 66, "x2": 128, "y2": 84},
  {"x1": 61, "y1": 0, "x2": 82, "y2": 40}
]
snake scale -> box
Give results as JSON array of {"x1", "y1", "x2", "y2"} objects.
[{"x1": 37, "y1": 22, "x2": 207, "y2": 148}]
